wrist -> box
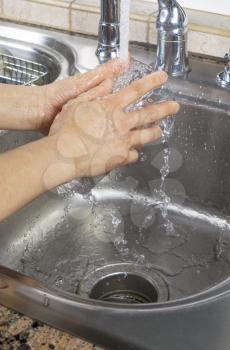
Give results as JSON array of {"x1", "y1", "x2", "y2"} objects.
[
  {"x1": 41, "y1": 134, "x2": 77, "y2": 191},
  {"x1": 0, "y1": 85, "x2": 48, "y2": 131}
]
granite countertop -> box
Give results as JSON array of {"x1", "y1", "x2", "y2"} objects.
[{"x1": 0, "y1": 306, "x2": 102, "y2": 350}]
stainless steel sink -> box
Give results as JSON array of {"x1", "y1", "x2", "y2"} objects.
[{"x1": 1, "y1": 21, "x2": 230, "y2": 350}]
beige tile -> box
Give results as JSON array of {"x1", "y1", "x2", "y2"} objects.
[
  {"x1": 70, "y1": 4, "x2": 99, "y2": 35},
  {"x1": 0, "y1": 0, "x2": 3, "y2": 15},
  {"x1": 130, "y1": 20, "x2": 150, "y2": 44},
  {"x1": 188, "y1": 31, "x2": 230, "y2": 58},
  {"x1": 2, "y1": 0, "x2": 70, "y2": 30}
]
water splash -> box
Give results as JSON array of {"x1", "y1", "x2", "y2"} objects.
[
  {"x1": 113, "y1": 59, "x2": 152, "y2": 93},
  {"x1": 159, "y1": 117, "x2": 176, "y2": 234}
]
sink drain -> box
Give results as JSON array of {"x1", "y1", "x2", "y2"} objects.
[
  {"x1": 90, "y1": 273, "x2": 158, "y2": 304},
  {"x1": 78, "y1": 263, "x2": 169, "y2": 304}
]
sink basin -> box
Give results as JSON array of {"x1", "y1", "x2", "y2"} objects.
[
  {"x1": 1, "y1": 22, "x2": 230, "y2": 350},
  {"x1": 1, "y1": 81, "x2": 230, "y2": 300},
  {"x1": 0, "y1": 22, "x2": 78, "y2": 83}
]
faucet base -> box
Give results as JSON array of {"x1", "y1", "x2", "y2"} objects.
[
  {"x1": 155, "y1": 33, "x2": 190, "y2": 76},
  {"x1": 96, "y1": 19, "x2": 120, "y2": 63},
  {"x1": 216, "y1": 52, "x2": 230, "y2": 90},
  {"x1": 96, "y1": 45, "x2": 120, "y2": 64},
  {"x1": 155, "y1": 0, "x2": 190, "y2": 77}
]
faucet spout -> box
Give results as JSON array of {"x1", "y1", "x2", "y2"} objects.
[
  {"x1": 155, "y1": 0, "x2": 190, "y2": 76},
  {"x1": 96, "y1": 0, "x2": 120, "y2": 63}
]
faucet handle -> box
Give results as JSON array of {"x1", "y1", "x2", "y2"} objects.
[
  {"x1": 224, "y1": 51, "x2": 230, "y2": 66},
  {"x1": 216, "y1": 50, "x2": 230, "y2": 89}
]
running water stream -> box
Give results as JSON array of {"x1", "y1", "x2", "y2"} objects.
[
  {"x1": 119, "y1": 0, "x2": 131, "y2": 61},
  {"x1": 159, "y1": 117, "x2": 176, "y2": 234},
  {"x1": 119, "y1": 0, "x2": 175, "y2": 233}
]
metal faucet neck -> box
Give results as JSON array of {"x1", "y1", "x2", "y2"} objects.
[
  {"x1": 216, "y1": 51, "x2": 230, "y2": 89},
  {"x1": 157, "y1": 0, "x2": 187, "y2": 31},
  {"x1": 155, "y1": 0, "x2": 190, "y2": 76},
  {"x1": 96, "y1": 0, "x2": 120, "y2": 63}
]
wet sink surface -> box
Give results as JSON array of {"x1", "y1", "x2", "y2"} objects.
[
  {"x1": 1, "y1": 94, "x2": 230, "y2": 302},
  {"x1": 0, "y1": 21, "x2": 230, "y2": 308}
]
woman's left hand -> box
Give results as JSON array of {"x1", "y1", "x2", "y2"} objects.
[{"x1": 0, "y1": 58, "x2": 127, "y2": 132}]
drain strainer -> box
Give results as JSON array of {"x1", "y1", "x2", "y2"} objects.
[
  {"x1": 90, "y1": 272, "x2": 158, "y2": 304},
  {"x1": 78, "y1": 263, "x2": 169, "y2": 304}
]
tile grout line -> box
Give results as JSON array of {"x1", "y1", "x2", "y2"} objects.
[
  {"x1": 69, "y1": 0, "x2": 77, "y2": 32},
  {"x1": 0, "y1": 0, "x2": 3, "y2": 15},
  {"x1": 25, "y1": 0, "x2": 70, "y2": 9}
]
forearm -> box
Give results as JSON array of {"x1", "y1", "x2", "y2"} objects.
[
  {"x1": 0, "y1": 84, "x2": 44, "y2": 130},
  {"x1": 0, "y1": 136, "x2": 75, "y2": 221}
]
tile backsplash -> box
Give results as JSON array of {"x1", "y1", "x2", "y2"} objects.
[
  {"x1": 151, "y1": 0, "x2": 230, "y2": 15},
  {"x1": 0, "y1": 0, "x2": 229, "y2": 58}
]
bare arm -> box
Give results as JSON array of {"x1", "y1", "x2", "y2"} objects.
[
  {"x1": 0, "y1": 71, "x2": 180, "y2": 222},
  {"x1": 0, "y1": 135, "x2": 69, "y2": 220}
]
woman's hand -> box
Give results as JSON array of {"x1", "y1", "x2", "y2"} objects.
[
  {"x1": 0, "y1": 70, "x2": 180, "y2": 221},
  {"x1": 0, "y1": 59, "x2": 126, "y2": 132},
  {"x1": 45, "y1": 71, "x2": 180, "y2": 186}
]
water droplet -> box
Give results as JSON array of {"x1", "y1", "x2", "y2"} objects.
[{"x1": 43, "y1": 294, "x2": 50, "y2": 307}]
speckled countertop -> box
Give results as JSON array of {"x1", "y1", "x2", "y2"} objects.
[{"x1": 0, "y1": 305, "x2": 102, "y2": 350}]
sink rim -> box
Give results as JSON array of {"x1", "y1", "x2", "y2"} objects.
[
  {"x1": 1, "y1": 265, "x2": 230, "y2": 350},
  {"x1": 1, "y1": 264, "x2": 230, "y2": 312}
]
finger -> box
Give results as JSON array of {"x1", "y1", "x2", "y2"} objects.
[
  {"x1": 127, "y1": 101, "x2": 180, "y2": 129},
  {"x1": 97, "y1": 57, "x2": 130, "y2": 79},
  {"x1": 65, "y1": 79, "x2": 113, "y2": 109},
  {"x1": 110, "y1": 71, "x2": 168, "y2": 108},
  {"x1": 77, "y1": 79, "x2": 113, "y2": 102},
  {"x1": 129, "y1": 126, "x2": 162, "y2": 148},
  {"x1": 49, "y1": 58, "x2": 129, "y2": 106},
  {"x1": 127, "y1": 150, "x2": 139, "y2": 164}
]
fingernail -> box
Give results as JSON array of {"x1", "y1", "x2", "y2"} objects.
[
  {"x1": 172, "y1": 101, "x2": 180, "y2": 113},
  {"x1": 151, "y1": 70, "x2": 168, "y2": 83},
  {"x1": 157, "y1": 70, "x2": 168, "y2": 81},
  {"x1": 155, "y1": 126, "x2": 162, "y2": 139}
]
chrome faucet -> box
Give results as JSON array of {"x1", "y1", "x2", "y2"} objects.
[
  {"x1": 155, "y1": 0, "x2": 190, "y2": 76},
  {"x1": 96, "y1": 0, "x2": 190, "y2": 76},
  {"x1": 216, "y1": 51, "x2": 230, "y2": 89},
  {"x1": 96, "y1": 0, "x2": 120, "y2": 63}
]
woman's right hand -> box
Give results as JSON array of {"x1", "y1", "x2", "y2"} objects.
[{"x1": 44, "y1": 71, "x2": 180, "y2": 188}]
